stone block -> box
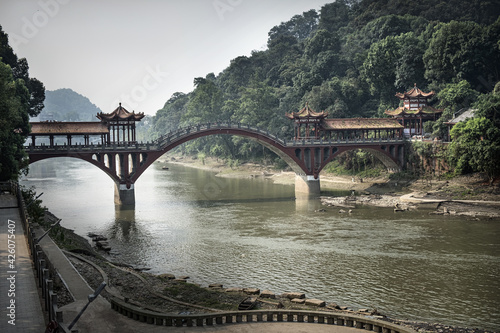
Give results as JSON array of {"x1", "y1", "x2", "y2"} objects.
[
  {"x1": 291, "y1": 298, "x2": 305, "y2": 304},
  {"x1": 260, "y1": 290, "x2": 276, "y2": 299},
  {"x1": 209, "y1": 283, "x2": 223, "y2": 288},
  {"x1": 282, "y1": 292, "x2": 305, "y2": 299},
  {"x1": 243, "y1": 288, "x2": 260, "y2": 295},
  {"x1": 305, "y1": 299, "x2": 326, "y2": 307},
  {"x1": 225, "y1": 287, "x2": 244, "y2": 293}
]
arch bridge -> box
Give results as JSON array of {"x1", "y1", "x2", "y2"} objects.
[{"x1": 26, "y1": 122, "x2": 405, "y2": 205}]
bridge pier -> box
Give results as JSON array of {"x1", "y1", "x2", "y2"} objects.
[
  {"x1": 114, "y1": 183, "x2": 135, "y2": 206},
  {"x1": 295, "y1": 174, "x2": 320, "y2": 199}
]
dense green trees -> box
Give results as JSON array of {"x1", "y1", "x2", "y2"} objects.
[
  {"x1": 448, "y1": 117, "x2": 500, "y2": 184},
  {"x1": 146, "y1": 0, "x2": 499, "y2": 177},
  {"x1": 0, "y1": 26, "x2": 44, "y2": 181}
]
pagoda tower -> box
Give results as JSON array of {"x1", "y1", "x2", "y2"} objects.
[
  {"x1": 385, "y1": 84, "x2": 442, "y2": 138},
  {"x1": 97, "y1": 103, "x2": 145, "y2": 144}
]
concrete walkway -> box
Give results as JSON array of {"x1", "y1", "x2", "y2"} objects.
[{"x1": 0, "y1": 192, "x2": 45, "y2": 332}]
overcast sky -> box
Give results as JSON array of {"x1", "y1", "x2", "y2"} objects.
[{"x1": 1, "y1": 0, "x2": 332, "y2": 116}]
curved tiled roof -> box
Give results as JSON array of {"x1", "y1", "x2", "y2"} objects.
[
  {"x1": 30, "y1": 121, "x2": 109, "y2": 135},
  {"x1": 385, "y1": 106, "x2": 443, "y2": 116},
  {"x1": 395, "y1": 84, "x2": 435, "y2": 99},
  {"x1": 96, "y1": 103, "x2": 145, "y2": 121},
  {"x1": 322, "y1": 118, "x2": 403, "y2": 130},
  {"x1": 285, "y1": 103, "x2": 328, "y2": 119}
]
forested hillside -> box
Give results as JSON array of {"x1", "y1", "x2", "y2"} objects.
[
  {"x1": 148, "y1": 0, "x2": 500, "y2": 168},
  {"x1": 36, "y1": 88, "x2": 102, "y2": 122}
]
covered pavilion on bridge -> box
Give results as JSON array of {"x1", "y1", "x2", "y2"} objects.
[
  {"x1": 385, "y1": 84, "x2": 443, "y2": 138},
  {"x1": 29, "y1": 121, "x2": 109, "y2": 146},
  {"x1": 285, "y1": 103, "x2": 328, "y2": 140},
  {"x1": 29, "y1": 103, "x2": 145, "y2": 146},
  {"x1": 97, "y1": 103, "x2": 145, "y2": 144}
]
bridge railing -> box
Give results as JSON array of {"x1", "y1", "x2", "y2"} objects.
[
  {"x1": 24, "y1": 142, "x2": 157, "y2": 153},
  {"x1": 154, "y1": 122, "x2": 287, "y2": 149}
]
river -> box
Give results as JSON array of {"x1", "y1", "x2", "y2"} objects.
[{"x1": 21, "y1": 158, "x2": 500, "y2": 331}]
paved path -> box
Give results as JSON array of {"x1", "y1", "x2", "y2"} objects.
[{"x1": 0, "y1": 192, "x2": 45, "y2": 332}]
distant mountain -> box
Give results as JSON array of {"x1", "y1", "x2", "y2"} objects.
[{"x1": 35, "y1": 88, "x2": 102, "y2": 121}]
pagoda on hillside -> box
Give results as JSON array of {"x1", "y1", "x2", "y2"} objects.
[
  {"x1": 385, "y1": 84, "x2": 443, "y2": 138},
  {"x1": 97, "y1": 103, "x2": 145, "y2": 144},
  {"x1": 285, "y1": 103, "x2": 328, "y2": 139}
]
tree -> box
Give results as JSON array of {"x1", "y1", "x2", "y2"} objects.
[
  {"x1": 448, "y1": 117, "x2": 500, "y2": 184},
  {"x1": 0, "y1": 26, "x2": 44, "y2": 180},
  {"x1": 473, "y1": 83, "x2": 500, "y2": 127},
  {"x1": 0, "y1": 62, "x2": 31, "y2": 180},
  {"x1": 423, "y1": 21, "x2": 496, "y2": 90},
  {"x1": 430, "y1": 80, "x2": 479, "y2": 138}
]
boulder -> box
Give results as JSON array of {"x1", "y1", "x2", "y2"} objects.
[
  {"x1": 282, "y1": 292, "x2": 305, "y2": 299},
  {"x1": 305, "y1": 299, "x2": 326, "y2": 307}
]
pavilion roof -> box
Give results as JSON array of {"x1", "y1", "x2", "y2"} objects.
[
  {"x1": 96, "y1": 103, "x2": 145, "y2": 121},
  {"x1": 395, "y1": 84, "x2": 435, "y2": 99},
  {"x1": 322, "y1": 118, "x2": 403, "y2": 130},
  {"x1": 385, "y1": 106, "x2": 443, "y2": 117},
  {"x1": 285, "y1": 103, "x2": 328, "y2": 119},
  {"x1": 30, "y1": 121, "x2": 109, "y2": 135}
]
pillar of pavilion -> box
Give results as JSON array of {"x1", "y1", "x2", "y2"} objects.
[
  {"x1": 97, "y1": 103, "x2": 145, "y2": 205},
  {"x1": 385, "y1": 84, "x2": 443, "y2": 138}
]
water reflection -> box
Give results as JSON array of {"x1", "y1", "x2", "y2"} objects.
[{"x1": 111, "y1": 205, "x2": 137, "y2": 241}]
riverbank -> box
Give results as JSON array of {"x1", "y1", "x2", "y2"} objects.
[{"x1": 160, "y1": 155, "x2": 500, "y2": 218}]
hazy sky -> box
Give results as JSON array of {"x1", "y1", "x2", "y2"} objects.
[{"x1": 1, "y1": 0, "x2": 332, "y2": 116}]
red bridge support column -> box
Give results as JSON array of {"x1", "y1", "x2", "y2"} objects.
[{"x1": 295, "y1": 174, "x2": 320, "y2": 199}]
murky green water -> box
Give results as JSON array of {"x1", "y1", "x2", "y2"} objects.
[{"x1": 22, "y1": 158, "x2": 500, "y2": 331}]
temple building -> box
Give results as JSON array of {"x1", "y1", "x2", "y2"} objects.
[
  {"x1": 97, "y1": 103, "x2": 145, "y2": 144},
  {"x1": 385, "y1": 84, "x2": 443, "y2": 138}
]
